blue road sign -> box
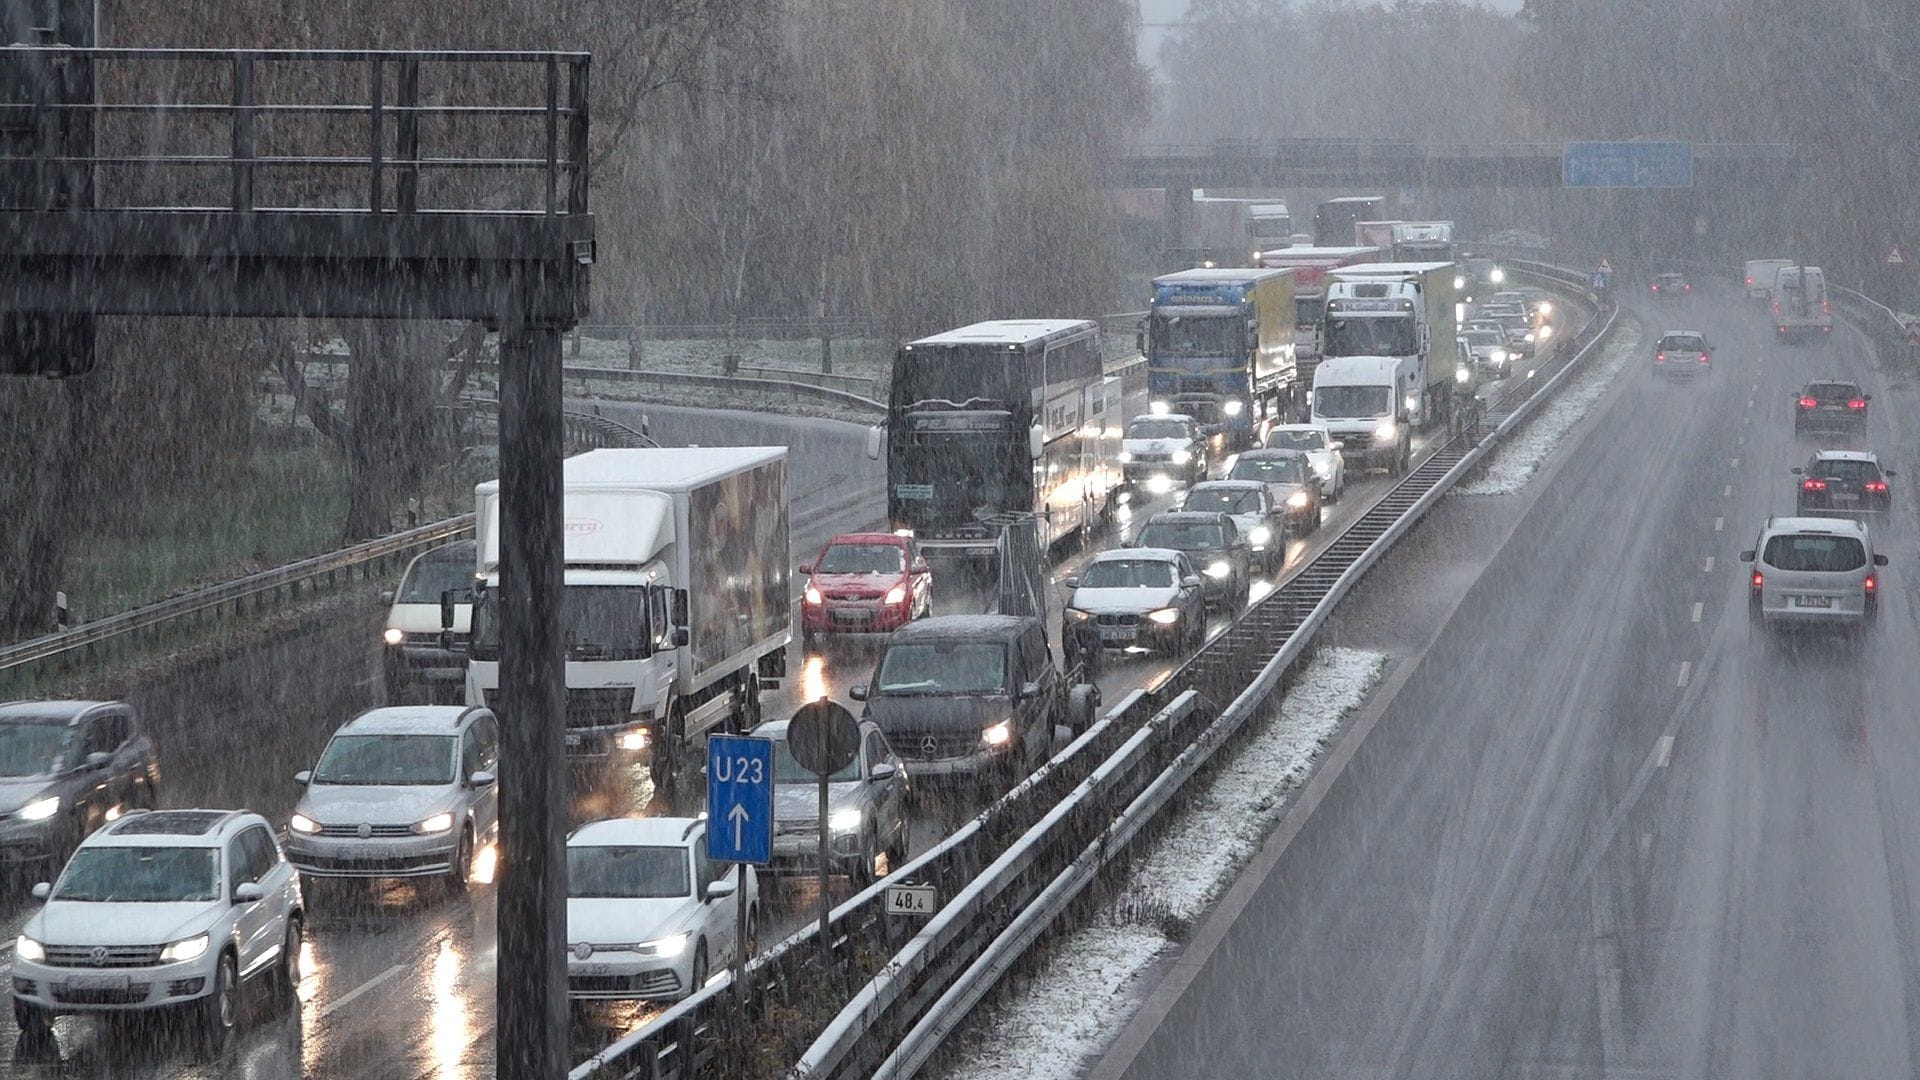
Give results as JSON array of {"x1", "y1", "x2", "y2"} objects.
[
  {"x1": 1562, "y1": 141, "x2": 1694, "y2": 188},
  {"x1": 706, "y1": 735, "x2": 773, "y2": 865}
]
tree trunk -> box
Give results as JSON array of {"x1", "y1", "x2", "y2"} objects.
[
  {"x1": 3, "y1": 380, "x2": 94, "y2": 636},
  {"x1": 341, "y1": 321, "x2": 438, "y2": 540}
]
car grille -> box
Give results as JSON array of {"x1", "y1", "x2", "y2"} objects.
[
  {"x1": 896, "y1": 730, "x2": 983, "y2": 760},
  {"x1": 315, "y1": 823, "x2": 414, "y2": 838},
  {"x1": 297, "y1": 852, "x2": 447, "y2": 873},
  {"x1": 53, "y1": 983, "x2": 151, "y2": 1005},
  {"x1": 563, "y1": 688, "x2": 634, "y2": 730},
  {"x1": 1094, "y1": 613, "x2": 1141, "y2": 627},
  {"x1": 569, "y1": 970, "x2": 680, "y2": 997},
  {"x1": 1129, "y1": 453, "x2": 1171, "y2": 464},
  {"x1": 42, "y1": 945, "x2": 163, "y2": 969}
]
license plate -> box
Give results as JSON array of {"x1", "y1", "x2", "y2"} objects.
[
  {"x1": 1833, "y1": 493, "x2": 1859, "y2": 504},
  {"x1": 65, "y1": 974, "x2": 128, "y2": 992},
  {"x1": 577, "y1": 963, "x2": 613, "y2": 976},
  {"x1": 336, "y1": 845, "x2": 388, "y2": 861},
  {"x1": 1796, "y1": 595, "x2": 1834, "y2": 608},
  {"x1": 1099, "y1": 626, "x2": 1135, "y2": 641},
  {"x1": 832, "y1": 609, "x2": 873, "y2": 623}
]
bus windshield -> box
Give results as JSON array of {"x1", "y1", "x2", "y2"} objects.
[{"x1": 893, "y1": 347, "x2": 1020, "y2": 410}]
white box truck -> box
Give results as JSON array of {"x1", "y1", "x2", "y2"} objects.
[
  {"x1": 1772, "y1": 265, "x2": 1832, "y2": 342},
  {"x1": 464, "y1": 447, "x2": 791, "y2": 787},
  {"x1": 1314, "y1": 262, "x2": 1462, "y2": 476}
]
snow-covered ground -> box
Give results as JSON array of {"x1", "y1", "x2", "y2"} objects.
[
  {"x1": 944, "y1": 646, "x2": 1390, "y2": 1080},
  {"x1": 1455, "y1": 316, "x2": 1645, "y2": 496}
]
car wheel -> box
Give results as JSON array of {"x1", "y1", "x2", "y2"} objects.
[
  {"x1": 687, "y1": 941, "x2": 709, "y2": 997},
  {"x1": 273, "y1": 916, "x2": 303, "y2": 1011},
  {"x1": 199, "y1": 951, "x2": 238, "y2": 1058},
  {"x1": 444, "y1": 826, "x2": 474, "y2": 895}
]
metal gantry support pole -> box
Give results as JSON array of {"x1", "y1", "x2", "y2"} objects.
[{"x1": 495, "y1": 319, "x2": 569, "y2": 1079}]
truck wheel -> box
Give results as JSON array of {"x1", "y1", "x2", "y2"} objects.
[
  {"x1": 737, "y1": 674, "x2": 762, "y2": 733},
  {"x1": 649, "y1": 705, "x2": 684, "y2": 794}
]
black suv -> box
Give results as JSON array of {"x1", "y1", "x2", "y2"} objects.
[
  {"x1": 1794, "y1": 379, "x2": 1869, "y2": 435},
  {"x1": 0, "y1": 701, "x2": 160, "y2": 867},
  {"x1": 852, "y1": 615, "x2": 1087, "y2": 787},
  {"x1": 1795, "y1": 451, "x2": 1894, "y2": 514}
]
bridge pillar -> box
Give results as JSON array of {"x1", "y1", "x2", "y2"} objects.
[{"x1": 1163, "y1": 184, "x2": 1193, "y2": 273}]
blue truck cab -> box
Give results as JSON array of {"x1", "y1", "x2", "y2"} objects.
[{"x1": 1145, "y1": 268, "x2": 1299, "y2": 449}]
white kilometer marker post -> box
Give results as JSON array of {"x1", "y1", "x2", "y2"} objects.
[{"x1": 1723, "y1": 485, "x2": 1732, "y2": 497}]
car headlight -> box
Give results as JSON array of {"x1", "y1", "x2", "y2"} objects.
[
  {"x1": 1117, "y1": 450, "x2": 1133, "y2": 463},
  {"x1": 1145, "y1": 474, "x2": 1174, "y2": 495},
  {"x1": 618, "y1": 728, "x2": 651, "y2": 752},
  {"x1": 413, "y1": 812, "x2": 455, "y2": 836},
  {"x1": 1223, "y1": 400, "x2": 1244, "y2": 417},
  {"x1": 1204, "y1": 560, "x2": 1232, "y2": 579},
  {"x1": 1524, "y1": 331, "x2": 1536, "y2": 342},
  {"x1": 160, "y1": 933, "x2": 209, "y2": 964},
  {"x1": 1403, "y1": 395, "x2": 1418, "y2": 413},
  {"x1": 288, "y1": 813, "x2": 319, "y2": 835},
  {"x1": 1536, "y1": 301, "x2": 1552, "y2": 315},
  {"x1": 1286, "y1": 490, "x2": 1311, "y2": 509},
  {"x1": 15, "y1": 937, "x2": 43, "y2": 962},
  {"x1": 1491, "y1": 348, "x2": 1507, "y2": 363},
  {"x1": 641, "y1": 932, "x2": 689, "y2": 958},
  {"x1": 1247, "y1": 525, "x2": 1272, "y2": 547},
  {"x1": 1455, "y1": 366, "x2": 1471, "y2": 384},
  {"x1": 1149, "y1": 400, "x2": 1170, "y2": 415},
  {"x1": 1537, "y1": 324, "x2": 1554, "y2": 340},
  {"x1": 1147, "y1": 608, "x2": 1181, "y2": 625},
  {"x1": 1170, "y1": 449, "x2": 1192, "y2": 464},
  {"x1": 383, "y1": 627, "x2": 405, "y2": 646},
  {"x1": 981, "y1": 720, "x2": 1014, "y2": 747},
  {"x1": 1453, "y1": 275, "x2": 1466, "y2": 289},
  {"x1": 829, "y1": 807, "x2": 863, "y2": 832},
  {"x1": 1065, "y1": 608, "x2": 1093, "y2": 622},
  {"x1": 17, "y1": 795, "x2": 59, "y2": 822},
  {"x1": 804, "y1": 585, "x2": 823, "y2": 606},
  {"x1": 884, "y1": 584, "x2": 907, "y2": 606},
  {"x1": 1374, "y1": 419, "x2": 1398, "y2": 441},
  {"x1": 1491, "y1": 268, "x2": 1505, "y2": 283}
]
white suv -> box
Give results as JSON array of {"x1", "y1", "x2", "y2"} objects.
[
  {"x1": 12, "y1": 809, "x2": 303, "y2": 1054},
  {"x1": 565, "y1": 817, "x2": 758, "y2": 1003},
  {"x1": 285, "y1": 706, "x2": 500, "y2": 896},
  {"x1": 1742, "y1": 516, "x2": 1888, "y2": 632}
]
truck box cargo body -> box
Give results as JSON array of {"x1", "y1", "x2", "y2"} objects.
[
  {"x1": 1258, "y1": 245, "x2": 1384, "y2": 374},
  {"x1": 1391, "y1": 221, "x2": 1456, "y2": 263},
  {"x1": 465, "y1": 447, "x2": 791, "y2": 762},
  {"x1": 1771, "y1": 265, "x2": 1832, "y2": 341},
  {"x1": 1354, "y1": 220, "x2": 1404, "y2": 251},
  {"x1": 1147, "y1": 267, "x2": 1299, "y2": 444},
  {"x1": 1316, "y1": 262, "x2": 1461, "y2": 469}
]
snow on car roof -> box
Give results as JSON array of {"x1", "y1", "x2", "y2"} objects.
[
  {"x1": 102, "y1": 810, "x2": 243, "y2": 842},
  {"x1": 571, "y1": 816, "x2": 701, "y2": 848},
  {"x1": 1812, "y1": 449, "x2": 1879, "y2": 462},
  {"x1": 1767, "y1": 515, "x2": 1869, "y2": 536},
  {"x1": 342, "y1": 706, "x2": 475, "y2": 736},
  {"x1": 888, "y1": 614, "x2": 1031, "y2": 642},
  {"x1": 1092, "y1": 547, "x2": 1183, "y2": 564}
]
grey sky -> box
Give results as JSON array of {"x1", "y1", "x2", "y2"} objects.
[{"x1": 1137, "y1": 0, "x2": 1525, "y2": 71}]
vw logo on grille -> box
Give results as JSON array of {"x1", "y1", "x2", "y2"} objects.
[
  {"x1": 572, "y1": 942, "x2": 593, "y2": 960},
  {"x1": 90, "y1": 946, "x2": 109, "y2": 967},
  {"x1": 356, "y1": 823, "x2": 373, "y2": 839},
  {"x1": 921, "y1": 736, "x2": 938, "y2": 757}
]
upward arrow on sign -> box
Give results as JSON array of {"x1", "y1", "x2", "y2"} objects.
[{"x1": 728, "y1": 802, "x2": 749, "y2": 848}]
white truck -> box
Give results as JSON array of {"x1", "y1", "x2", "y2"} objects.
[
  {"x1": 1314, "y1": 262, "x2": 1461, "y2": 475},
  {"x1": 463, "y1": 447, "x2": 791, "y2": 788},
  {"x1": 1772, "y1": 265, "x2": 1832, "y2": 342},
  {"x1": 1390, "y1": 221, "x2": 1456, "y2": 263},
  {"x1": 1743, "y1": 258, "x2": 1793, "y2": 301}
]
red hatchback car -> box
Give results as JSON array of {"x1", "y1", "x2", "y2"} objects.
[{"x1": 799, "y1": 533, "x2": 933, "y2": 642}]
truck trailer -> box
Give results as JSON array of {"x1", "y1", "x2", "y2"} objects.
[
  {"x1": 1146, "y1": 267, "x2": 1300, "y2": 446},
  {"x1": 1258, "y1": 245, "x2": 1383, "y2": 380}
]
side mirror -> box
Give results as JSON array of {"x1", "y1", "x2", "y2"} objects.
[
  {"x1": 870, "y1": 761, "x2": 899, "y2": 781},
  {"x1": 1739, "y1": 550, "x2": 1756, "y2": 563},
  {"x1": 1019, "y1": 679, "x2": 1044, "y2": 701},
  {"x1": 439, "y1": 589, "x2": 457, "y2": 632},
  {"x1": 469, "y1": 770, "x2": 496, "y2": 789},
  {"x1": 706, "y1": 877, "x2": 738, "y2": 902},
  {"x1": 31, "y1": 882, "x2": 50, "y2": 901},
  {"x1": 233, "y1": 881, "x2": 265, "y2": 904},
  {"x1": 912, "y1": 560, "x2": 930, "y2": 574},
  {"x1": 849, "y1": 685, "x2": 869, "y2": 702},
  {"x1": 1875, "y1": 553, "x2": 1890, "y2": 567},
  {"x1": 84, "y1": 751, "x2": 111, "y2": 770},
  {"x1": 1063, "y1": 576, "x2": 1081, "y2": 590},
  {"x1": 1328, "y1": 441, "x2": 1344, "y2": 451},
  {"x1": 1790, "y1": 467, "x2": 1803, "y2": 475},
  {"x1": 865, "y1": 425, "x2": 884, "y2": 462},
  {"x1": 1183, "y1": 575, "x2": 1203, "y2": 589},
  {"x1": 798, "y1": 561, "x2": 815, "y2": 576},
  {"x1": 1865, "y1": 394, "x2": 1875, "y2": 402},
  {"x1": 1885, "y1": 469, "x2": 1898, "y2": 478},
  {"x1": 1029, "y1": 425, "x2": 1046, "y2": 462},
  {"x1": 380, "y1": 589, "x2": 396, "y2": 606},
  {"x1": 672, "y1": 627, "x2": 690, "y2": 648},
  {"x1": 672, "y1": 588, "x2": 690, "y2": 628},
  {"x1": 294, "y1": 770, "x2": 312, "y2": 786}
]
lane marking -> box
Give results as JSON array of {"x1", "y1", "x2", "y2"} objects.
[
  {"x1": 1703, "y1": 555, "x2": 1715, "y2": 572},
  {"x1": 1691, "y1": 602, "x2": 1704, "y2": 623},
  {"x1": 1751, "y1": 383, "x2": 1759, "y2": 392},
  {"x1": 1714, "y1": 517, "x2": 1724, "y2": 532},
  {"x1": 1656, "y1": 733, "x2": 1674, "y2": 767},
  {"x1": 316, "y1": 963, "x2": 406, "y2": 1019},
  {"x1": 1676, "y1": 662, "x2": 1692, "y2": 688},
  {"x1": 1737, "y1": 435, "x2": 1746, "y2": 446},
  {"x1": 1730, "y1": 457, "x2": 1740, "y2": 468},
  {"x1": 1722, "y1": 485, "x2": 1732, "y2": 497},
  {"x1": 1747, "y1": 398, "x2": 1755, "y2": 408}
]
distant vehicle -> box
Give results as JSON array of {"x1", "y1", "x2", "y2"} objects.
[
  {"x1": 564, "y1": 816, "x2": 758, "y2": 1003},
  {"x1": 1119, "y1": 412, "x2": 1211, "y2": 492},
  {"x1": 0, "y1": 701, "x2": 159, "y2": 870},
  {"x1": 1742, "y1": 517, "x2": 1886, "y2": 633},
  {"x1": 1772, "y1": 265, "x2": 1832, "y2": 342},
  {"x1": 751, "y1": 716, "x2": 909, "y2": 886},
  {"x1": 1313, "y1": 196, "x2": 1390, "y2": 247},
  {"x1": 1653, "y1": 330, "x2": 1714, "y2": 377},
  {"x1": 1247, "y1": 201, "x2": 1293, "y2": 260},
  {"x1": 1744, "y1": 258, "x2": 1793, "y2": 301},
  {"x1": 1263, "y1": 423, "x2": 1346, "y2": 500},
  {"x1": 382, "y1": 540, "x2": 474, "y2": 703},
  {"x1": 799, "y1": 533, "x2": 932, "y2": 645},
  {"x1": 1490, "y1": 290, "x2": 1552, "y2": 324},
  {"x1": 1794, "y1": 451, "x2": 1893, "y2": 515},
  {"x1": 1257, "y1": 245, "x2": 1383, "y2": 377},
  {"x1": 1182, "y1": 480, "x2": 1285, "y2": 572},
  {"x1": 13, "y1": 810, "x2": 303, "y2": 1053},
  {"x1": 1459, "y1": 256, "x2": 1505, "y2": 300},
  {"x1": 1460, "y1": 327, "x2": 1510, "y2": 374},
  {"x1": 1224, "y1": 449, "x2": 1321, "y2": 538},
  {"x1": 285, "y1": 705, "x2": 500, "y2": 895},
  {"x1": 1062, "y1": 549, "x2": 1208, "y2": 662},
  {"x1": 1391, "y1": 221, "x2": 1455, "y2": 263},
  {"x1": 851, "y1": 614, "x2": 1069, "y2": 783},
  {"x1": 1650, "y1": 272, "x2": 1690, "y2": 303},
  {"x1": 1794, "y1": 379, "x2": 1869, "y2": 435},
  {"x1": 1132, "y1": 511, "x2": 1253, "y2": 609},
  {"x1": 1310, "y1": 355, "x2": 1415, "y2": 476},
  {"x1": 1479, "y1": 306, "x2": 1536, "y2": 356}
]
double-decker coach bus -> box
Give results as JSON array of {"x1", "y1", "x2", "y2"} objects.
[{"x1": 880, "y1": 320, "x2": 1120, "y2": 559}]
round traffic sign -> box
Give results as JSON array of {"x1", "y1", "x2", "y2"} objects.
[{"x1": 787, "y1": 699, "x2": 861, "y2": 777}]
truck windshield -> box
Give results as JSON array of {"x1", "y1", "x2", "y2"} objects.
[
  {"x1": 1323, "y1": 316, "x2": 1417, "y2": 358},
  {"x1": 875, "y1": 642, "x2": 1007, "y2": 696},
  {"x1": 469, "y1": 585, "x2": 652, "y2": 662},
  {"x1": 1150, "y1": 313, "x2": 1244, "y2": 360},
  {"x1": 1315, "y1": 385, "x2": 1392, "y2": 418},
  {"x1": 396, "y1": 546, "x2": 477, "y2": 605}
]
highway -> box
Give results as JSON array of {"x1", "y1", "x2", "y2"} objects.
[{"x1": 1102, "y1": 283, "x2": 1920, "y2": 1079}]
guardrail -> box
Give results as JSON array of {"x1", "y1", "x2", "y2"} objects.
[
  {"x1": 0, "y1": 401, "x2": 651, "y2": 687},
  {"x1": 571, "y1": 257, "x2": 1619, "y2": 1079}
]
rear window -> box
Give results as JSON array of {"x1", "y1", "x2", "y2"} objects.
[
  {"x1": 1813, "y1": 459, "x2": 1880, "y2": 481},
  {"x1": 1806, "y1": 383, "x2": 1860, "y2": 402},
  {"x1": 1660, "y1": 336, "x2": 1706, "y2": 352},
  {"x1": 1763, "y1": 534, "x2": 1866, "y2": 573}
]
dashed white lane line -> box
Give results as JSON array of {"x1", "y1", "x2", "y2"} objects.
[
  {"x1": 1751, "y1": 383, "x2": 1759, "y2": 392},
  {"x1": 1656, "y1": 734, "x2": 1675, "y2": 767},
  {"x1": 1723, "y1": 485, "x2": 1732, "y2": 497},
  {"x1": 316, "y1": 963, "x2": 406, "y2": 1019},
  {"x1": 1704, "y1": 555, "x2": 1715, "y2": 573},
  {"x1": 1714, "y1": 516, "x2": 1724, "y2": 531},
  {"x1": 1677, "y1": 662, "x2": 1692, "y2": 689},
  {"x1": 1731, "y1": 457, "x2": 1740, "y2": 468},
  {"x1": 1691, "y1": 602, "x2": 1704, "y2": 623}
]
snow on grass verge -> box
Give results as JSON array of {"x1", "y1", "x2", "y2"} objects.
[
  {"x1": 1455, "y1": 316, "x2": 1646, "y2": 496},
  {"x1": 944, "y1": 647, "x2": 1390, "y2": 1080}
]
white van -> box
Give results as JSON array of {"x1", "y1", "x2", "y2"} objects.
[
  {"x1": 1741, "y1": 517, "x2": 1886, "y2": 634},
  {"x1": 1771, "y1": 265, "x2": 1832, "y2": 342},
  {"x1": 382, "y1": 540, "x2": 475, "y2": 702},
  {"x1": 1743, "y1": 258, "x2": 1792, "y2": 301}
]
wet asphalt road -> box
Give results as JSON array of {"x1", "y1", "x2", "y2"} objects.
[{"x1": 1110, "y1": 284, "x2": 1920, "y2": 1080}]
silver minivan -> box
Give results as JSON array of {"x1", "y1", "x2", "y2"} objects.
[{"x1": 1741, "y1": 517, "x2": 1886, "y2": 631}]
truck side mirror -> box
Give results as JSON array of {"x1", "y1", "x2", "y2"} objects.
[
  {"x1": 1029, "y1": 425, "x2": 1046, "y2": 462},
  {"x1": 865, "y1": 425, "x2": 884, "y2": 462},
  {"x1": 440, "y1": 589, "x2": 457, "y2": 632},
  {"x1": 673, "y1": 627, "x2": 690, "y2": 648},
  {"x1": 672, "y1": 588, "x2": 690, "y2": 628},
  {"x1": 381, "y1": 589, "x2": 396, "y2": 606}
]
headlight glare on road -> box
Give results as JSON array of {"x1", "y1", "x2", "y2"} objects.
[
  {"x1": 1205, "y1": 561, "x2": 1232, "y2": 579},
  {"x1": 161, "y1": 933, "x2": 209, "y2": 963},
  {"x1": 1150, "y1": 400, "x2": 1170, "y2": 415},
  {"x1": 1491, "y1": 268, "x2": 1505, "y2": 283},
  {"x1": 829, "y1": 808, "x2": 863, "y2": 832},
  {"x1": 1455, "y1": 367, "x2": 1471, "y2": 384},
  {"x1": 1286, "y1": 490, "x2": 1311, "y2": 509},
  {"x1": 981, "y1": 720, "x2": 1015, "y2": 747},
  {"x1": 1147, "y1": 608, "x2": 1181, "y2": 625},
  {"x1": 289, "y1": 814, "x2": 319, "y2": 835},
  {"x1": 414, "y1": 812, "x2": 455, "y2": 836},
  {"x1": 15, "y1": 937, "x2": 43, "y2": 963},
  {"x1": 1146, "y1": 474, "x2": 1174, "y2": 495},
  {"x1": 1537, "y1": 324, "x2": 1554, "y2": 340},
  {"x1": 18, "y1": 796, "x2": 59, "y2": 822}
]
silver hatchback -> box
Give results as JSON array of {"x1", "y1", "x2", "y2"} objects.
[{"x1": 1741, "y1": 517, "x2": 1887, "y2": 631}]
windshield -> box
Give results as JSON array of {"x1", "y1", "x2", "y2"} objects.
[
  {"x1": 1763, "y1": 534, "x2": 1866, "y2": 572},
  {"x1": 1323, "y1": 316, "x2": 1417, "y2": 358},
  {"x1": 1315, "y1": 385, "x2": 1392, "y2": 418},
  {"x1": 817, "y1": 544, "x2": 904, "y2": 575},
  {"x1": 567, "y1": 845, "x2": 691, "y2": 899},
  {"x1": 312, "y1": 734, "x2": 456, "y2": 786},
  {"x1": 1150, "y1": 313, "x2": 1244, "y2": 360},
  {"x1": 1184, "y1": 488, "x2": 1264, "y2": 516},
  {"x1": 1126, "y1": 419, "x2": 1195, "y2": 441},
  {"x1": 397, "y1": 546, "x2": 476, "y2": 605},
  {"x1": 1812, "y1": 460, "x2": 1881, "y2": 481},
  {"x1": 471, "y1": 585, "x2": 650, "y2": 662},
  {"x1": 772, "y1": 739, "x2": 862, "y2": 783},
  {"x1": 1266, "y1": 429, "x2": 1326, "y2": 451},
  {"x1": 1136, "y1": 522, "x2": 1226, "y2": 551},
  {"x1": 1082, "y1": 559, "x2": 1177, "y2": 589},
  {"x1": 893, "y1": 346, "x2": 1020, "y2": 410},
  {"x1": 1229, "y1": 457, "x2": 1308, "y2": 485},
  {"x1": 1463, "y1": 330, "x2": 1504, "y2": 348},
  {"x1": 0, "y1": 721, "x2": 70, "y2": 778},
  {"x1": 55, "y1": 847, "x2": 221, "y2": 903},
  {"x1": 875, "y1": 642, "x2": 1007, "y2": 695}
]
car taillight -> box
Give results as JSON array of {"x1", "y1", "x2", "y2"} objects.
[
  {"x1": 1798, "y1": 396, "x2": 1818, "y2": 408},
  {"x1": 1752, "y1": 571, "x2": 1764, "y2": 589},
  {"x1": 1684, "y1": 283, "x2": 1692, "y2": 291},
  {"x1": 1802, "y1": 478, "x2": 1828, "y2": 491},
  {"x1": 1746, "y1": 275, "x2": 1754, "y2": 285},
  {"x1": 1699, "y1": 352, "x2": 1710, "y2": 364},
  {"x1": 1650, "y1": 283, "x2": 1659, "y2": 292},
  {"x1": 1822, "y1": 299, "x2": 1831, "y2": 314},
  {"x1": 1866, "y1": 480, "x2": 1889, "y2": 493},
  {"x1": 1773, "y1": 301, "x2": 1781, "y2": 315},
  {"x1": 1656, "y1": 351, "x2": 1667, "y2": 363},
  {"x1": 1865, "y1": 575, "x2": 1877, "y2": 593},
  {"x1": 1849, "y1": 398, "x2": 1868, "y2": 410}
]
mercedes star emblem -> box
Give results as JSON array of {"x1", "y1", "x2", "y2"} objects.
[
  {"x1": 921, "y1": 735, "x2": 938, "y2": 757},
  {"x1": 572, "y1": 942, "x2": 593, "y2": 960},
  {"x1": 356, "y1": 822, "x2": 372, "y2": 839}
]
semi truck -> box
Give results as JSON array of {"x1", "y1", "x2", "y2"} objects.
[
  {"x1": 1354, "y1": 220, "x2": 1404, "y2": 252},
  {"x1": 463, "y1": 447, "x2": 791, "y2": 789},
  {"x1": 1146, "y1": 267, "x2": 1299, "y2": 447},
  {"x1": 1391, "y1": 221, "x2": 1456, "y2": 263},
  {"x1": 1258, "y1": 245, "x2": 1383, "y2": 379},
  {"x1": 1313, "y1": 262, "x2": 1460, "y2": 474}
]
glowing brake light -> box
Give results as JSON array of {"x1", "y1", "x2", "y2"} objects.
[
  {"x1": 1698, "y1": 352, "x2": 1710, "y2": 364},
  {"x1": 1849, "y1": 398, "x2": 1868, "y2": 410},
  {"x1": 1802, "y1": 478, "x2": 1828, "y2": 491},
  {"x1": 1798, "y1": 396, "x2": 1818, "y2": 408},
  {"x1": 1650, "y1": 283, "x2": 1659, "y2": 292},
  {"x1": 1655, "y1": 351, "x2": 1667, "y2": 363},
  {"x1": 1865, "y1": 575, "x2": 1877, "y2": 593},
  {"x1": 1822, "y1": 298, "x2": 1831, "y2": 314},
  {"x1": 1684, "y1": 283, "x2": 1692, "y2": 292},
  {"x1": 1746, "y1": 275, "x2": 1754, "y2": 285},
  {"x1": 1866, "y1": 480, "x2": 1889, "y2": 493},
  {"x1": 1752, "y1": 571, "x2": 1764, "y2": 589}
]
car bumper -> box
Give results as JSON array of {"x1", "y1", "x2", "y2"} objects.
[
  {"x1": 1655, "y1": 363, "x2": 1707, "y2": 377},
  {"x1": 1068, "y1": 618, "x2": 1184, "y2": 652},
  {"x1": 803, "y1": 602, "x2": 914, "y2": 635},
  {"x1": 1798, "y1": 495, "x2": 1888, "y2": 515},
  {"x1": 567, "y1": 954, "x2": 691, "y2": 1002},
  {"x1": 286, "y1": 832, "x2": 459, "y2": 879},
  {"x1": 13, "y1": 955, "x2": 217, "y2": 1013},
  {"x1": 768, "y1": 830, "x2": 868, "y2": 874},
  {"x1": 895, "y1": 743, "x2": 1016, "y2": 779},
  {"x1": 0, "y1": 818, "x2": 59, "y2": 863},
  {"x1": 1795, "y1": 412, "x2": 1865, "y2": 430}
]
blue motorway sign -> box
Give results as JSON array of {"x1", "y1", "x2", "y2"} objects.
[
  {"x1": 706, "y1": 735, "x2": 773, "y2": 864},
  {"x1": 1562, "y1": 141, "x2": 1694, "y2": 188}
]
